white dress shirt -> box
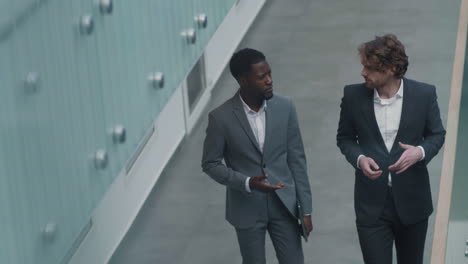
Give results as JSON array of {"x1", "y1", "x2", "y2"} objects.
[
  {"x1": 374, "y1": 80, "x2": 404, "y2": 154},
  {"x1": 239, "y1": 94, "x2": 267, "y2": 192},
  {"x1": 357, "y1": 80, "x2": 425, "y2": 186},
  {"x1": 375, "y1": 80, "x2": 403, "y2": 186}
]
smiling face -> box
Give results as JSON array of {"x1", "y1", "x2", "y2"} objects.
[{"x1": 240, "y1": 60, "x2": 273, "y2": 100}]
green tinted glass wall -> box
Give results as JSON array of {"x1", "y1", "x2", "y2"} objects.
[
  {"x1": 445, "y1": 33, "x2": 468, "y2": 263},
  {"x1": 0, "y1": 0, "x2": 236, "y2": 263}
]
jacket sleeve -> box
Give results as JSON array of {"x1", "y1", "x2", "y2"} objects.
[
  {"x1": 336, "y1": 86, "x2": 363, "y2": 170},
  {"x1": 201, "y1": 112, "x2": 250, "y2": 193},
  {"x1": 420, "y1": 86, "x2": 446, "y2": 164},
  {"x1": 286, "y1": 99, "x2": 313, "y2": 214}
]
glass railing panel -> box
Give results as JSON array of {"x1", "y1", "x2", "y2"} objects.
[
  {"x1": 446, "y1": 32, "x2": 468, "y2": 263},
  {"x1": 0, "y1": 0, "x2": 238, "y2": 263}
]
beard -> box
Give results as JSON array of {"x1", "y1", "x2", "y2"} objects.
[
  {"x1": 264, "y1": 92, "x2": 274, "y2": 100},
  {"x1": 364, "y1": 79, "x2": 378, "y2": 89}
]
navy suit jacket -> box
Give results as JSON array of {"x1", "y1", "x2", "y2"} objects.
[{"x1": 337, "y1": 78, "x2": 446, "y2": 225}]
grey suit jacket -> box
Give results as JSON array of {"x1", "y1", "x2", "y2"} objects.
[
  {"x1": 337, "y1": 78, "x2": 446, "y2": 225},
  {"x1": 202, "y1": 92, "x2": 312, "y2": 228}
]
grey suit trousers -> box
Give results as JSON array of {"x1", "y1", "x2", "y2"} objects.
[{"x1": 235, "y1": 192, "x2": 303, "y2": 264}]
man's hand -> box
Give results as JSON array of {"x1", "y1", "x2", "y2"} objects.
[
  {"x1": 249, "y1": 174, "x2": 285, "y2": 192},
  {"x1": 359, "y1": 156, "x2": 382, "y2": 180},
  {"x1": 388, "y1": 142, "x2": 423, "y2": 174},
  {"x1": 304, "y1": 215, "x2": 313, "y2": 236}
]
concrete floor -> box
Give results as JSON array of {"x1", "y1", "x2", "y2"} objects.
[{"x1": 109, "y1": 0, "x2": 461, "y2": 263}]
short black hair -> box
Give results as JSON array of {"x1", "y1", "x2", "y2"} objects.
[{"x1": 229, "y1": 48, "x2": 266, "y2": 80}]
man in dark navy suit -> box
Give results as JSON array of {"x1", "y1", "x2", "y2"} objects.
[{"x1": 337, "y1": 34, "x2": 446, "y2": 264}]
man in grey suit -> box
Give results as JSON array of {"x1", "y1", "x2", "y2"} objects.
[
  {"x1": 337, "y1": 34, "x2": 446, "y2": 264},
  {"x1": 202, "y1": 48, "x2": 313, "y2": 264}
]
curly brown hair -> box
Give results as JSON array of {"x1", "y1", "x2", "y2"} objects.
[{"x1": 358, "y1": 34, "x2": 408, "y2": 78}]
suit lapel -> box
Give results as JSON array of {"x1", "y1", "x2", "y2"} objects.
[
  {"x1": 232, "y1": 92, "x2": 262, "y2": 154},
  {"x1": 390, "y1": 78, "x2": 411, "y2": 154},
  {"x1": 360, "y1": 87, "x2": 388, "y2": 153},
  {"x1": 262, "y1": 96, "x2": 276, "y2": 156}
]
